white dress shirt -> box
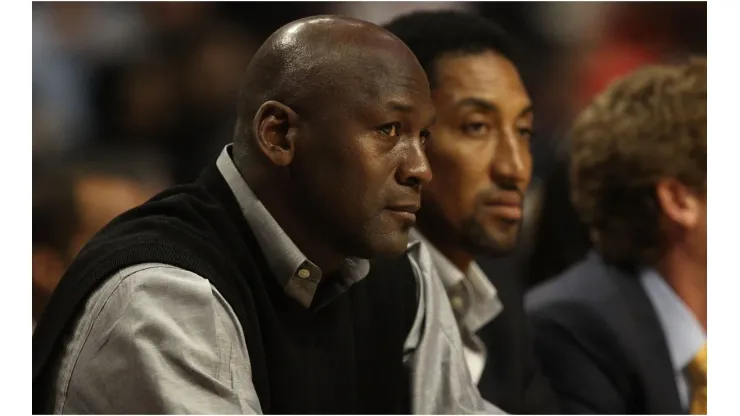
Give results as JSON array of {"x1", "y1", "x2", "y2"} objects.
[
  {"x1": 409, "y1": 229, "x2": 504, "y2": 384},
  {"x1": 640, "y1": 269, "x2": 706, "y2": 410}
]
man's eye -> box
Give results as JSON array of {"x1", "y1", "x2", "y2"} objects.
[
  {"x1": 379, "y1": 123, "x2": 401, "y2": 136},
  {"x1": 518, "y1": 127, "x2": 534, "y2": 140},
  {"x1": 462, "y1": 122, "x2": 490, "y2": 136}
]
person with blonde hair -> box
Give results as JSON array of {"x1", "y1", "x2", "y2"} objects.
[{"x1": 527, "y1": 58, "x2": 707, "y2": 414}]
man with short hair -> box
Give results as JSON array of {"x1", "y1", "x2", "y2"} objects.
[
  {"x1": 384, "y1": 11, "x2": 558, "y2": 413},
  {"x1": 527, "y1": 58, "x2": 707, "y2": 414},
  {"x1": 32, "y1": 16, "x2": 498, "y2": 414}
]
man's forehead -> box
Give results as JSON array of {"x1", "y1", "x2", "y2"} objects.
[
  {"x1": 452, "y1": 96, "x2": 532, "y2": 115},
  {"x1": 355, "y1": 54, "x2": 428, "y2": 87},
  {"x1": 382, "y1": 97, "x2": 435, "y2": 121},
  {"x1": 351, "y1": 70, "x2": 430, "y2": 103},
  {"x1": 433, "y1": 75, "x2": 531, "y2": 115},
  {"x1": 435, "y1": 52, "x2": 526, "y2": 92},
  {"x1": 323, "y1": 47, "x2": 431, "y2": 115}
]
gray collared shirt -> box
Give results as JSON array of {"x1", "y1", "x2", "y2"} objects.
[
  {"x1": 46, "y1": 145, "x2": 502, "y2": 414},
  {"x1": 640, "y1": 269, "x2": 706, "y2": 410},
  {"x1": 409, "y1": 229, "x2": 503, "y2": 385},
  {"x1": 216, "y1": 145, "x2": 369, "y2": 309}
]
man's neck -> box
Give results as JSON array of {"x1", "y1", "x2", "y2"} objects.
[
  {"x1": 242, "y1": 166, "x2": 345, "y2": 273},
  {"x1": 415, "y1": 224, "x2": 472, "y2": 274},
  {"x1": 272, "y1": 204, "x2": 345, "y2": 272},
  {"x1": 657, "y1": 247, "x2": 707, "y2": 331}
]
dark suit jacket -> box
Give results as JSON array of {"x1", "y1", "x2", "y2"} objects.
[
  {"x1": 525, "y1": 251, "x2": 684, "y2": 414},
  {"x1": 476, "y1": 257, "x2": 560, "y2": 414}
]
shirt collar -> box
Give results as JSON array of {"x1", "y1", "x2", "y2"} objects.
[
  {"x1": 639, "y1": 268, "x2": 706, "y2": 372},
  {"x1": 409, "y1": 229, "x2": 465, "y2": 288},
  {"x1": 408, "y1": 228, "x2": 503, "y2": 332},
  {"x1": 216, "y1": 144, "x2": 370, "y2": 308}
]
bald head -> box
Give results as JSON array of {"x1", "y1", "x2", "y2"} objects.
[
  {"x1": 231, "y1": 15, "x2": 435, "y2": 264},
  {"x1": 233, "y1": 15, "x2": 429, "y2": 152}
]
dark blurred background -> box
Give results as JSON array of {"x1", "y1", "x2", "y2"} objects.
[{"x1": 32, "y1": 1, "x2": 707, "y2": 290}]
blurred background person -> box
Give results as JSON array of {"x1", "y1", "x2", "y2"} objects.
[
  {"x1": 527, "y1": 58, "x2": 707, "y2": 414},
  {"x1": 521, "y1": 1, "x2": 707, "y2": 288},
  {"x1": 32, "y1": 148, "x2": 168, "y2": 329},
  {"x1": 384, "y1": 10, "x2": 557, "y2": 413}
]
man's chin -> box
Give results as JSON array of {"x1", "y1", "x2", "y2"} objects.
[
  {"x1": 374, "y1": 234, "x2": 411, "y2": 258},
  {"x1": 350, "y1": 230, "x2": 410, "y2": 260},
  {"x1": 461, "y1": 222, "x2": 519, "y2": 256}
]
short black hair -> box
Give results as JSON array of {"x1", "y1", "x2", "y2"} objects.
[{"x1": 383, "y1": 10, "x2": 523, "y2": 88}]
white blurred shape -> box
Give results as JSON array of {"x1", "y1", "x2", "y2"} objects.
[
  {"x1": 332, "y1": 1, "x2": 473, "y2": 26},
  {"x1": 533, "y1": 2, "x2": 611, "y2": 47}
]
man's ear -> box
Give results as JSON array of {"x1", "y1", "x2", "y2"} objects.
[
  {"x1": 252, "y1": 100, "x2": 300, "y2": 166},
  {"x1": 656, "y1": 178, "x2": 701, "y2": 229}
]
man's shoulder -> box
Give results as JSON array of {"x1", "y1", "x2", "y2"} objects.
[
  {"x1": 101, "y1": 263, "x2": 212, "y2": 294},
  {"x1": 525, "y1": 252, "x2": 633, "y2": 322},
  {"x1": 68, "y1": 263, "x2": 218, "y2": 338},
  {"x1": 99, "y1": 182, "x2": 222, "y2": 236},
  {"x1": 72, "y1": 182, "x2": 246, "y2": 287},
  {"x1": 44, "y1": 262, "x2": 250, "y2": 414}
]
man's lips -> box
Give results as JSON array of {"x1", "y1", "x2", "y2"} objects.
[
  {"x1": 387, "y1": 203, "x2": 420, "y2": 223},
  {"x1": 483, "y1": 192, "x2": 524, "y2": 221}
]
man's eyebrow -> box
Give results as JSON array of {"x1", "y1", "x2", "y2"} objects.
[
  {"x1": 456, "y1": 97, "x2": 497, "y2": 112},
  {"x1": 457, "y1": 98, "x2": 534, "y2": 119},
  {"x1": 387, "y1": 100, "x2": 413, "y2": 113},
  {"x1": 518, "y1": 105, "x2": 534, "y2": 118}
]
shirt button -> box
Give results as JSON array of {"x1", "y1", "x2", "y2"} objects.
[
  {"x1": 450, "y1": 295, "x2": 464, "y2": 311},
  {"x1": 297, "y1": 268, "x2": 311, "y2": 279}
]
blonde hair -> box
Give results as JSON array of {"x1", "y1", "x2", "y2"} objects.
[{"x1": 570, "y1": 57, "x2": 706, "y2": 266}]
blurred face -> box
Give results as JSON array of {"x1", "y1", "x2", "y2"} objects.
[
  {"x1": 290, "y1": 54, "x2": 435, "y2": 258},
  {"x1": 419, "y1": 51, "x2": 533, "y2": 255},
  {"x1": 68, "y1": 175, "x2": 158, "y2": 256},
  {"x1": 33, "y1": 175, "x2": 159, "y2": 317}
]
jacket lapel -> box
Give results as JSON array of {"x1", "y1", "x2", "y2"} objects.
[{"x1": 597, "y1": 255, "x2": 685, "y2": 414}]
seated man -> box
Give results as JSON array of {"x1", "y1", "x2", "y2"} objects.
[
  {"x1": 527, "y1": 58, "x2": 707, "y2": 414},
  {"x1": 32, "y1": 16, "x2": 499, "y2": 414},
  {"x1": 383, "y1": 11, "x2": 558, "y2": 414}
]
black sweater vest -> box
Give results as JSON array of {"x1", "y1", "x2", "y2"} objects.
[{"x1": 32, "y1": 163, "x2": 418, "y2": 414}]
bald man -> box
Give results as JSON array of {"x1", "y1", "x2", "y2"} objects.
[{"x1": 32, "y1": 16, "x2": 499, "y2": 414}]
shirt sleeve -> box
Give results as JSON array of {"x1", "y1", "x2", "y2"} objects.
[{"x1": 57, "y1": 264, "x2": 262, "y2": 414}]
